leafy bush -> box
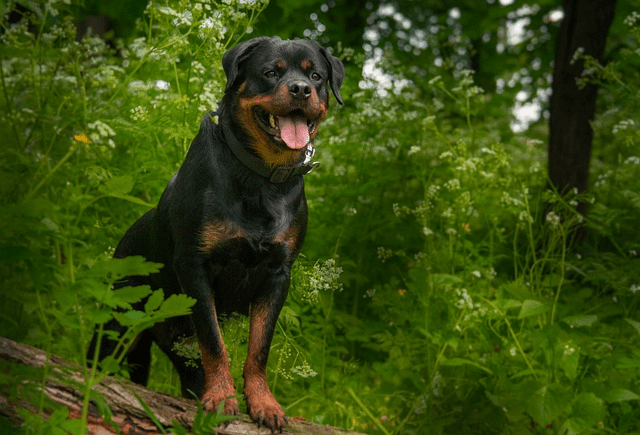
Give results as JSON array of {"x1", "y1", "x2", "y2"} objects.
[
  {"x1": 2, "y1": 1, "x2": 640, "y2": 434},
  {"x1": 274, "y1": 19, "x2": 640, "y2": 435},
  {"x1": 0, "y1": 0, "x2": 262, "y2": 432}
]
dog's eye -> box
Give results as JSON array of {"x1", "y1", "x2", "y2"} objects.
[
  {"x1": 311, "y1": 72, "x2": 322, "y2": 81},
  {"x1": 264, "y1": 70, "x2": 278, "y2": 79}
]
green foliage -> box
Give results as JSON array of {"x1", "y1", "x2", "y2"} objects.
[
  {"x1": 2, "y1": 1, "x2": 640, "y2": 435},
  {"x1": 0, "y1": 0, "x2": 261, "y2": 432},
  {"x1": 268, "y1": 12, "x2": 640, "y2": 435}
]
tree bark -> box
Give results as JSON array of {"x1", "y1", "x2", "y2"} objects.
[
  {"x1": 0, "y1": 337, "x2": 364, "y2": 435},
  {"x1": 548, "y1": 0, "x2": 617, "y2": 207}
]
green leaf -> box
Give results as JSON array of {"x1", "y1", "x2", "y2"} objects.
[
  {"x1": 563, "y1": 315, "x2": 598, "y2": 328},
  {"x1": 625, "y1": 318, "x2": 640, "y2": 335},
  {"x1": 99, "y1": 355, "x2": 120, "y2": 373},
  {"x1": 559, "y1": 347, "x2": 580, "y2": 381},
  {"x1": 518, "y1": 300, "x2": 549, "y2": 319},
  {"x1": 113, "y1": 285, "x2": 152, "y2": 307},
  {"x1": 84, "y1": 257, "x2": 162, "y2": 285},
  {"x1": 103, "y1": 175, "x2": 134, "y2": 196},
  {"x1": 279, "y1": 306, "x2": 300, "y2": 328},
  {"x1": 145, "y1": 289, "x2": 165, "y2": 313},
  {"x1": 622, "y1": 189, "x2": 640, "y2": 211},
  {"x1": 60, "y1": 419, "x2": 86, "y2": 434},
  {"x1": 562, "y1": 393, "x2": 604, "y2": 434},
  {"x1": 158, "y1": 294, "x2": 196, "y2": 316},
  {"x1": 500, "y1": 278, "x2": 533, "y2": 300},
  {"x1": 91, "y1": 307, "x2": 114, "y2": 324},
  {"x1": 107, "y1": 256, "x2": 163, "y2": 280},
  {"x1": 616, "y1": 350, "x2": 640, "y2": 369},
  {"x1": 428, "y1": 273, "x2": 463, "y2": 288},
  {"x1": 600, "y1": 388, "x2": 640, "y2": 403},
  {"x1": 41, "y1": 217, "x2": 60, "y2": 232},
  {"x1": 526, "y1": 384, "x2": 571, "y2": 425},
  {"x1": 112, "y1": 310, "x2": 147, "y2": 326},
  {"x1": 573, "y1": 392, "x2": 603, "y2": 421},
  {"x1": 48, "y1": 406, "x2": 69, "y2": 424},
  {"x1": 496, "y1": 298, "x2": 522, "y2": 311}
]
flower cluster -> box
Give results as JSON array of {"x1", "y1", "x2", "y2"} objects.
[
  {"x1": 613, "y1": 119, "x2": 636, "y2": 135},
  {"x1": 130, "y1": 106, "x2": 149, "y2": 122},
  {"x1": 87, "y1": 120, "x2": 116, "y2": 148},
  {"x1": 624, "y1": 11, "x2": 640, "y2": 27},
  {"x1": 291, "y1": 363, "x2": 318, "y2": 378},
  {"x1": 301, "y1": 259, "x2": 344, "y2": 302},
  {"x1": 545, "y1": 211, "x2": 561, "y2": 229}
]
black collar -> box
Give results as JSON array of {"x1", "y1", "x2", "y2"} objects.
[{"x1": 221, "y1": 120, "x2": 320, "y2": 183}]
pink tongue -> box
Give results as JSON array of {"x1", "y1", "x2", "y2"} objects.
[{"x1": 279, "y1": 114, "x2": 309, "y2": 150}]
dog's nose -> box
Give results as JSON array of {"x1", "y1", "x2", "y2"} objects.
[{"x1": 289, "y1": 80, "x2": 312, "y2": 100}]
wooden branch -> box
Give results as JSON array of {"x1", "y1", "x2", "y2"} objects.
[{"x1": 0, "y1": 337, "x2": 364, "y2": 435}]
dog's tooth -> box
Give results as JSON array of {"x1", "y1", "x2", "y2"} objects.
[{"x1": 269, "y1": 114, "x2": 276, "y2": 128}]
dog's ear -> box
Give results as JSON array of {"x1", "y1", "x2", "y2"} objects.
[
  {"x1": 320, "y1": 47, "x2": 345, "y2": 105},
  {"x1": 222, "y1": 37, "x2": 274, "y2": 92}
]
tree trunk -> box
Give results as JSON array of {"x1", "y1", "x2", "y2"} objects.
[
  {"x1": 0, "y1": 337, "x2": 364, "y2": 435},
  {"x1": 548, "y1": 0, "x2": 617, "y2": 209}
]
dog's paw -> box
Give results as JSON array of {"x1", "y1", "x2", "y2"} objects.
[
  {"x1": 245, "y1": 389, "x2": 287, "y2": 433},
  {"x1": 201, "y1": 390, "x2": 240, "y2": 416}
]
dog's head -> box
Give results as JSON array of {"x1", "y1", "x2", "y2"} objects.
[{"x1": 222, "y1": 36, "x2": 344, "y2": 165}]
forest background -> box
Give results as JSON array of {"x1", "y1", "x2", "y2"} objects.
[{"x1": 2, "y1": 0, "x2": 640, "y2": 433}]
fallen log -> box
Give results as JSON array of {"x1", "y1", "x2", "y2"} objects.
[{"x1": 0, "y1": 337, "x2": 364, "y2": 435}]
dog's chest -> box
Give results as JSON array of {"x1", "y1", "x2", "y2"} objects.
[
  {"x1": 198, "y1": 193, "x2": 300, "y2": 313},
  {"x1": 203, "y1": 231, "x2": 292, "y2": 314}
]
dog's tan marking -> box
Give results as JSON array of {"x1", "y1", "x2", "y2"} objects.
[{"x1": 200, "y1": 221, "x2": 245, "y2": 253}]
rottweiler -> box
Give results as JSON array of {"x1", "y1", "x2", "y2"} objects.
[{"x1": 89, "y1": 36, "x2": 344, "y2": 432}]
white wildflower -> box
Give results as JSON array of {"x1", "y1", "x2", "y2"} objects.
[
  {"x1": 130, "y1": 105, "x2": 148, "y2": 122},
  {"x1": 408, "y1": 145, "x2": 421, "y2": 155},
  {"x1": 439, "y1": 151, "x2": 453, "y2": 160},
  {"x1": 455, "y1": 288, "x2": 473, "y2": 310},
  {"x1": 444, "y1": 178, "x2": 460, "y2": 190},
  {"x1": 519, "y1": 211, "x2": 533, "y2": 223},
  {"x1": 292, "y1": 364, "x2": 317, "y2": 378},
  {"x1": 545, "y1": 211, "x2": 561, "y2": 229},
  {"x1": 624, "y1": 11, "x2": 640, "y2": 27},
  {"x1": 613, "y1": 119, "x2": 635, "y2": 134}
]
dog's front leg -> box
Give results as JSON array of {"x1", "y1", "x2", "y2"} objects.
[
  {"x1": 174, "y1": 258, "x2": 239, "y2": 415},
  {"x1": 243, "y1": 273, "x2": 289, "y2": 432}
]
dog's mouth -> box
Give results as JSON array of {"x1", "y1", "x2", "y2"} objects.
[{"x1": 254, "y1": 108, "x2": 319, "y2": 150}]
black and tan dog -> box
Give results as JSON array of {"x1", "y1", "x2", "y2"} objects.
[{"x1": 90, "y1": 36, "x2": 344, "y2": 432}]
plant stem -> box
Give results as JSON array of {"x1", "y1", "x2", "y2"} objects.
[
  {"x1": 347, "y1": 388, "x2": 391, "y2": 435},
  {"x1": 23, "y1": 143, "x2": 76, "y2": 202}
]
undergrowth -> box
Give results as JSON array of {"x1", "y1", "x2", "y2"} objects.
[{"x1": 1, "y1": 1, "x2": 640, "y2": 434}]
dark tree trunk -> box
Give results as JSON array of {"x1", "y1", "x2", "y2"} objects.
[{"x1": 548, "y1": 0, "x2": 617, "y2": 208}]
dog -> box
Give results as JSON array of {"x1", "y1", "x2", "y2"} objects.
[{"x1": 90, "y1": 36, "x2": 344, "y2": 432}]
